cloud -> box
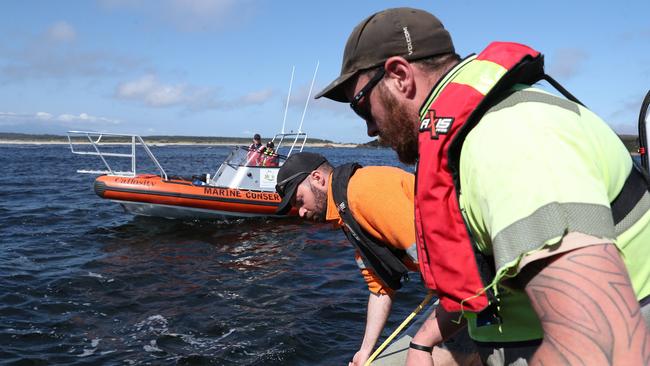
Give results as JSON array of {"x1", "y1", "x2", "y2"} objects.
[
  {"x1": 58, "y1": 113, "x2": 120, "y2": 124},
  {"x1": 617, "y1": 27, "x2": 650, "y2": 43},
  {"x1": 547, "y1": 48, "x2": 589, "y2": 80},
  {"x1": 311, "y1": 95, "x2": 352, "y2": 116},
  {"x1": 284, "y1": 83, "x2": 351, "y2": 117},
  {"x1": 0, "y1": 111, "x2": 120, "y2": 125},
  {"x1": 1, "y1": 49, "x2": 140, "y2": 82},
  {"x1": 115, "y1": 75, "x2": 186, "y2": 107},
  {"x1": 237, "y1": 89, "x2": 274, "y2": 105},
  {"x1": 99, "y1": 0, "x2": 255, "y2": 32},
  {"x1": 0, "y1": 22, "x2": 143, "y2": 82},
  {"x1": 36, "y1": 112, "x2": 53, "y2": 120},
  {"x1": 161, "y1": 0, "x2": 239, "y2": 31},
  {"x1": 114, "y1": 74, "x2": 275, "y2": 110},
  {"x1": 607, "y1": 91, "x2": 650, "y2": 134},
  {"x1": 47, "y1": 21, "x2": 76, "y2": 42}
]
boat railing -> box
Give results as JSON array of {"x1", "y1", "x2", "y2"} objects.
[
  {"x1": 209, "y1": 141, "x2": 293, "y2": 187},
  {"x1": 212, "y1": 146, "x2": 278, "y2": 177},
  {"x1": 638, "y1": 90, "x2": 650, "y2": 172},
  {"x1": 271, "y1": 131, "x2": 307, "y2": 158},
  {"x1": 66, "y1": 131, "x2": 168, "y2": 180},
  {"x1": 215, "y1": 131, "x2": 303, "y2": 171}
]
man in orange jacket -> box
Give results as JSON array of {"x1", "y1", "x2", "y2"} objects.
[{"x1": 276, "y1": 152, "x2": 479, "y2": 366}]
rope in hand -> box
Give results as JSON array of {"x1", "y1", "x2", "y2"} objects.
[{"x1": 363, "y1": 291, "x2": 435, "y2": 366}]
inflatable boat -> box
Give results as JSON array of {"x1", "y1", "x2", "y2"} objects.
[
  {"x1": 93, "y1": 173, "x2": 283, "y2": 219},
  {"x1": 68, "y1": 131, "x2": 304, "y2": 220}
]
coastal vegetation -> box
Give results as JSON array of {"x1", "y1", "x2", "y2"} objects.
[{"x1": 0, "y1": 132, "x2": 642, "y2": 153}]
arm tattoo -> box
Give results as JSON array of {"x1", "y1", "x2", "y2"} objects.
[{"x1": 524, "y1": 244, "x2": 650, "y2": 365}]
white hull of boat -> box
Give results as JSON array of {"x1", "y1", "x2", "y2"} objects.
[{"x1": 115, "y1": 200, "x2": 286, "y2": 220}]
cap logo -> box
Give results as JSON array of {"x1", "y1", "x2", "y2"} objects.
[{"x1": 402, "y1": 27, "x2": 413, "y2": 55}]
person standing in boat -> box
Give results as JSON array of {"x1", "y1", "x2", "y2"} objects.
[
  {"x1": 315, "y1": 7, "x2": 650, "y2": 366},
  {"x1": 249, "y1": 133, "x2": 263, "y2": 151},
  {"x1": 246, "y1": 133, "x2": 264, "y2": 166},
  {"x1": 275, "y1": 152, "x2": 480, "y2": 366}
]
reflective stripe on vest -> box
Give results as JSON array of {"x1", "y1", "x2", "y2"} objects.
[{"x1": 482, "y1": 88, "x2": 650, "y2": 237}]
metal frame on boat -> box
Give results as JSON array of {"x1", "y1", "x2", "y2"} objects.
[
  {"x1": 67, "y1": 63, "x2": 320, "y2": 220},
  {"x1": 67, "y1": 131, "x2": 169, "y2": 179},
  {"x1": 638, "y1": 90, "x2": 650, "y2": 172}
]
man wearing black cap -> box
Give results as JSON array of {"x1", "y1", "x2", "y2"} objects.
[
  {"x1": 250, "y1": 134, "x2": 262, "y2": 150},
  {"x1": 316, "y1": 6, "x2": 650, "y2": 366},
  {"x1": 246, "y1": 133, "x2": 264, "y2": 166},
  {"x1": 276, "y1": 152, "x2": 479, "y2": 366}
]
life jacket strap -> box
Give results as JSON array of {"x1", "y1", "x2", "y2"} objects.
[
  {"x1": 612, "y1": 164, "x2": 650, "y2": 225},
  {"x1": 332, "y1": 163, "x2": 410, "y2": 290}
]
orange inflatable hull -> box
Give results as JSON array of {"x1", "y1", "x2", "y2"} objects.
[{"x1": 94, "y1": 174, "x2": 294, "y2": 217}]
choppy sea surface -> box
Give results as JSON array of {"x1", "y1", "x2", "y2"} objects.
[{"x1": 0, "y1": 144, "x2": 426, "y2": 365}]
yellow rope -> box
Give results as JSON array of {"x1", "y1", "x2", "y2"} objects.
[{"x1": 363, "y1": 291, "x2": 435, "y2": 366}]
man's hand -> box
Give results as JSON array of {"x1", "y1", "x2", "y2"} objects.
[
  {"x1": 350, "y1": 292, "x2": 392, "y2": 366},
  {"x1": 524, "y1": 242, "x2": 650, "y2": 365},
  {"x1": 348, "y1": 348, "x2": 372, "y2": 366}
]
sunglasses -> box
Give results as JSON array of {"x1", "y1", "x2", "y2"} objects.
[
  {"x1": 275, "y1": 171, "x2": 309, "y2": 197},
  {"x1": 349, "y1": 67, "x2": 385, "y2": 121}
]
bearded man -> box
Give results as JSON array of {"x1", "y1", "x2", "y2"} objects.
[
  {"x1": 275, "y1": 152, "x2": 480, "y2": 366},
  {"x1": 315, "y1": 7, "x2": 650, "y2": 366}
]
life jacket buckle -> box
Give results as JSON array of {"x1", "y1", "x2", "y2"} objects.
[{"x1": 476, "y1": 300, "x2": 503, "y2": 327}]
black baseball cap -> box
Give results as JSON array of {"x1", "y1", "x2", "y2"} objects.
[
  {"x1": 315, "y1": 7, "x2": 454, "y2": 102},
  {"x1": 253, "y1": 133, "x2": 261, "y2": 140},
  {"x1": 275, "y1": 152, "x2": 327, "y2": 215}
]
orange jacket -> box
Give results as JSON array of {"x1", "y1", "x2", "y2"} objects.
[{"x1": 325, "y1": 166, "x2": 418, "y2": 295}]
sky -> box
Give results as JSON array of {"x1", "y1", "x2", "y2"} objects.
[{"x1": 0, "y1": 0, "x2": 649, "y2": 143}]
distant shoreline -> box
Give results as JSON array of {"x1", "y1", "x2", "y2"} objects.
[
  {"x1": 0, "y1": 139, "x2": 360, "y2": 148},
  {"x1": 0, "y1": 133, "x2": 639, "y2": 152}
]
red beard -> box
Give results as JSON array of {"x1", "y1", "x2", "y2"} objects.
[{"x1": 377, "y1": 85, "x2": 419, "y2": 165}]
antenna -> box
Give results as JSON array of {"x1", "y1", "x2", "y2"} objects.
[
  {"x1": 297, "y1": 61, "x2": 319, "y2": 133},
  {"x1": 281, "y1": 66, "x2": 295, "y2": 134}
]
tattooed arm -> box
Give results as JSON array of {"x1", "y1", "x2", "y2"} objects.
[{"x1": 522, "y1": 242, "x2": 650, "y2": 365}]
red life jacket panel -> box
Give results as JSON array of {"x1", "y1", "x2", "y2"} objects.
[{"x1": 415, "y1": 42, "x2": 544, "y2": 313}]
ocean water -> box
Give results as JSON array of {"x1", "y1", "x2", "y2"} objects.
[{"x1": 0, "y1": 144, "x2": 425, "y2": 365}]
